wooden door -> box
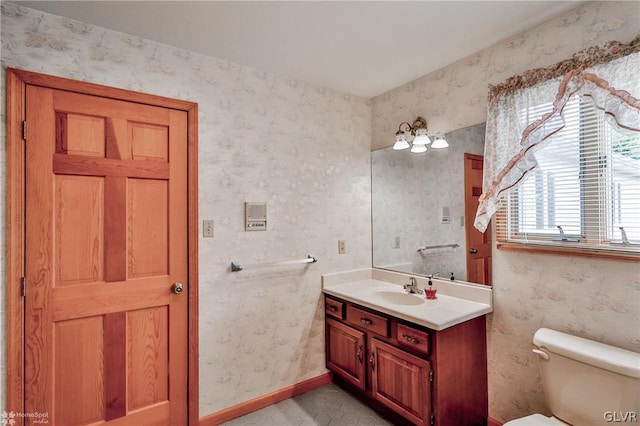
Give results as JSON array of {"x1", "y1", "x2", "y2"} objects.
[
  {"x1": 464, "y1": 153, "x2": 492, "y2": 285},
  {"x1": 370, "y1": 338, "x2": 431, "y2": 425},
  {"x1": 24, "y1": 84, "x2": 188, "y2": 425},
  {"x1": 325, "y1": 318, "x2": 366, "y2": 390}
]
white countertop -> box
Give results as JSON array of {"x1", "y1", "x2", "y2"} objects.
[{"x1": 322, "y1": 269, "x2": 493, "y2": 331}]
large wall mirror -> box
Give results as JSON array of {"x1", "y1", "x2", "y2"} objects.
[{"x1": 372, "y1": 123, "x2": 491, "y2": 285}]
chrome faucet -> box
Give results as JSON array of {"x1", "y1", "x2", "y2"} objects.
[{"x1": 403, "y1": 277, "x2": 423, "y2": 294}]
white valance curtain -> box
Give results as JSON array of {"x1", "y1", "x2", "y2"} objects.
[{"x1": 474, "y1": 37, "x2": 640, "y2": 233}]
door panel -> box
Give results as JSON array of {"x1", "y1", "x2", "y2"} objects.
[
  {"x1": 128, "y1": 179, "x2": 169, "y2": 278},
  {"x1": 55, "y1": 175, "x2": 105, "y2": 285},
  {"x1": 57, "y1": 112, "x2": 106, "y2": 157},
  {"x1": 128, "y1": 307, "x2": 169, "y2": 411},
  {"x1": 54, "y1": 316, "x2": 105, "y2": 425},
  {"x1": 130, "y1": 122, "x2": 169, "y2": 161},
  {"x1": 25, "y1": 85, "x2": 188, "y2": 425}
]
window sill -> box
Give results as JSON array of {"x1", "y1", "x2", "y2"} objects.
[{"x1": 496, "y1": 242, "x2": 640, "y2": 261}]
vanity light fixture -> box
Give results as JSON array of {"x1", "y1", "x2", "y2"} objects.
[{"x1": 393, "y1": 116, "x2": 449, "y2": 153}]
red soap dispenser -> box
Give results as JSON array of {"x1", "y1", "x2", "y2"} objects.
[{"x1": 425, "y1": 276, "x2": 437, "y2": 300}]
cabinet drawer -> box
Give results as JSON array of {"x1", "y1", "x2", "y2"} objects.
[
  {"x1": 346, "y1": 305, "x2": 390, "y2": 337},
  {"x1": 397, "y1": 323, "x2": 429, "y2": 355},
  {"x1": 325, "y1": 297, "x2": 345, "y2": 320}
]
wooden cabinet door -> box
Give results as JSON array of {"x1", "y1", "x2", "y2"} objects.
[
  {"x1": 326, "y1": 318, "x2": 366, "y2": 390},
  {"x1": 24, "y1": 85, "x2": 188, "y2": 425},
  {"x1": 370, "y1": 338, "x2": 431, "y2": 425}
]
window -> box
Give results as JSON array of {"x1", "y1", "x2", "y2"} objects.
[
  {"x1": 475, "y1": 45, "x2": 639, "y2": 256},
  {"x1": 497, "y1": 95, "x2": 640, "y2": 254}
]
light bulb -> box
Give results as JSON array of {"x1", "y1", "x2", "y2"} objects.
[
  {"x1": 393, "y1": 133, "x2": 410, "y2": 150},
  {"x1": 410, "y1": 144, "x2": 427, "y2": 153},
  {"x1": 431, "y1": 135, "x2": 449, "y2": 149},
  {"x1": 412, "y1": 128, "x2": 432, "y2": 145}
]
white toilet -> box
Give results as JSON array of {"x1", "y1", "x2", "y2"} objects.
[{"x1": 505, "y1": 328, "x2": 640, "y2": 425}]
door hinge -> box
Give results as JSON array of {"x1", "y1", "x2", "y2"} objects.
[
  {"x1": 431, "y1": 413, "x2": 435, "y2": 425},
  {"x1": 21, "y1": 277, "x2": 26, "y2": 297},
  {"x1": 429, "y1": 370, "x2": 434, "y2": 382},
  {"x1": 22, "y1": 120, "x2": 27, "y2": 141}
]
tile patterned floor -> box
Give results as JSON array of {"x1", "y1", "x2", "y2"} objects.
[{"x1": 220, "y1": 383, "x2": 394, "y2": 426}]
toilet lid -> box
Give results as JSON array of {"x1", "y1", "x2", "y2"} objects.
[{"x1": 504, "y1": 414, "x2": 569, "y2": 426}]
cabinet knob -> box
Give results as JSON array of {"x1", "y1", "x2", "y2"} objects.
[
  {"x1": 369, "y1": 353, "x2": 376, "y2": 371},
  {"x1": 361, "y1": 318, "x2": 373, "y2": 325},
  {"x1": 403, "y1": 334, "x2": 420, "y2": 345},
  {"x1": 357, "y1": 346, "x2": 363, "y2": 364},
  {"x1": 469, "y1": 248, "x2": 478, "y2": 254},
  {"x1": 328, "y1": 305, "x2": 338, "y2": 312}
]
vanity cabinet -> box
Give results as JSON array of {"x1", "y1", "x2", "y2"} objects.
[{"x1": 325, "y1": 295, "x2": 488, "y2": 426}]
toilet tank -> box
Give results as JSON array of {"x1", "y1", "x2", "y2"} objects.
[{"x1": 533, "y1": 328, "x2": 640, "y2": 426}]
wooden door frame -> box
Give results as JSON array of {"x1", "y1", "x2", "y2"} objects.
[
  {"x1": 5, "y1": 68, "x2": 199, "y2": 425},
  {"x1": 463, "y1": 152, "x2": 491, "y2": 285}
]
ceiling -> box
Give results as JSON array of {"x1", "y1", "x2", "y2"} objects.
[{"x1": 13, "y1": 1, "x2": 584, "y2": 98}]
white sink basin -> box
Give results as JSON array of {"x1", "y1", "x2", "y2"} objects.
[{"x1": 372, "y1": 290, "x2": 425, "y2": 306}]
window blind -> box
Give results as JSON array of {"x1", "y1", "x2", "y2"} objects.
[{"x1": 496, "y1": 96, "x2": 640, "y2": 254}]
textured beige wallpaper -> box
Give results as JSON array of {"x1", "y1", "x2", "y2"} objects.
[
  {"x1": 1, "y1": 1, "x2": 638, "y2": 424},
  {"x1": 372, "y1": 2, "x2": 640, "y2": 423},
  {"x1": 0, "y1": 2, "x2": 372, "y2": 416},
  {"x1": 371, "y1": 1, "x2": 640, "y2": 150}
]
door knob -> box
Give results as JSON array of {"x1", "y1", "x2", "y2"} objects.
[
  {"x1": 171, "y1": 282, "x2": 184, "y2": 294},
  {"x1": 469, "y1": 248, "x2": 478, "y2": 254}
]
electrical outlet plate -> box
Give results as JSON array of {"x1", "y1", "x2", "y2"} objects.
[
  {"x1": 338, "y1": 240, "x2": 346, "y2": 254},
  {"x1": 203, "y1": 220, "x2": 214, "y2": 237}
]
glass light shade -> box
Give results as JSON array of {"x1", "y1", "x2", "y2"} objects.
[
  {"x1": 412, "y1": 128, "x2": 432, "y2": 145},
  {"x1": 393, "y1": 133, "x2": 410, "y2": 150},
  {"x1": 410, "y1": 144, "x2": 427, "y2": 153},
  {"x1": 431, "y1": 135, "x2": 449, "y2": 149}
]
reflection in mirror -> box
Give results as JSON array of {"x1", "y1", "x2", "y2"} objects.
[{"x1": 372, "y1": 123, "x2": 488, "y2": 284}]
